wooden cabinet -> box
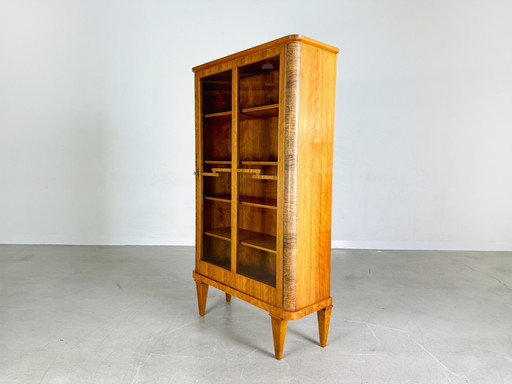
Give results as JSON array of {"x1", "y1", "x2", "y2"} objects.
[{"x1": 192, "y1": 35, "x2": 338, "y2": 359}]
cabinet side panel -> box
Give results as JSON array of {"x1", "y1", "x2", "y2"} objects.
[
  {"x1": 295, "y1": 44, "x2": 337, "y2": 310},
  {"x1": 282, "y1": 42, "x2": 301, "y2": 311}
]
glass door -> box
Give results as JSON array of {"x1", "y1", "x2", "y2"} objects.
[
  {"x1": 236, "y1": 56, "x2": 280, "y2": 287},
  {"x1": 200, "y1": 70, "x2": 232, "y2": 270}
]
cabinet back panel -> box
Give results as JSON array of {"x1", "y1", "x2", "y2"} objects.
[
  {"x1": 238, "y1": 205, "x2": 276, "y2": 237},
  {"x1": 203, "y1": 200, "x2": 231, "y2": 230},
  {"x1": 203, "y1": 236, "x2": 231, "y2": 271},
  {"x1": 237, "y1": 245, "x2": 276, "y2": 287},
  {"x1": 239, "y1": 57, "x2": 279, "y2": 109},
  {"x1": 203, "y1": 119, "x2": 231, "y2": 161},
  {"x1": 204, "y1": 172, "x2": 231, "y2": 197},
  {"x1": 239, "y1": 117, "x2": 278, "y2": 161},
  {"x1": 202, "y1": 70, "x2": 232, "y2": 114},
  {"x1": 239, "y1": 173, "x2": 276, "y2": 200}
]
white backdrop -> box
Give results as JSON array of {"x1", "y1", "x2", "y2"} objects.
[{"x1": 1, "y1": 0, "x2": 511, "y2": 250}]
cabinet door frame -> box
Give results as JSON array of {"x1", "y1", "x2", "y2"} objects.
[
  {"x1": 195, "y1": 46, "x2": 286, "y2": 307},
  {"x1": 232, "y1": 46, "x2": 286, "y2": 307},
  {"x1": 195, "y1": 61, "x2": 234, "y2": 274}
]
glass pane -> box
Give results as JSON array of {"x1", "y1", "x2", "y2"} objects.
[
  {"x1": 202, "y1": 199, "x2": 231, "y2": 270},
  {"x1": 236, "y1": 204, "x2": 277, "y2": 287},
  {"x1": 203, "y1": 235, "x2": 231, "y2": 271},
  {"x1": 237, "y1": 244, "x2": 276, "y2": 287},
  {"x1": 235, "y1": 57, "x2": 279, "y2": 286},
  {"x1": 201, "y1": 70, "x2": 232, "y2": 270},
  {"x1": 239, "y1": 56, "x2": 280, "y2": 109},
  {"x1": 202, "y1": 70, "x2": 232, "y2": 114}
]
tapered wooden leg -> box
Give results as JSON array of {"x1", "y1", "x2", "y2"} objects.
[
  {"x1": 317, "y1": 305, "x2": 332, "y2": 347},
  {"x1": 225, "y1": 293, "x2": 231, "y2": 302},
  {"x1": 270, "y1": 315, "x2": 288, "y2": 360},
  {"x1": 195, "y1": 281, "x2": 208, "y2": 316}
]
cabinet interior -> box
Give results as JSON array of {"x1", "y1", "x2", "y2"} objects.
[
  {"x1": 202, "y1": 70, "x2": 232, "y2": 115},
  {"x1": 200, "y1": 56, "x2": 280, "y2": 287}
]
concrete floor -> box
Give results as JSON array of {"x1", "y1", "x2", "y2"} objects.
[{"x1": 0, "y1": 246, "x2": 511, "y2": 384}]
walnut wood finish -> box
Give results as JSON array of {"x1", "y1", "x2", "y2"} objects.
[
  {"x1": 289, "y1": 42, "x2": 337, "y2": 310},
  {"x1": 193, "y1": 35, "x2": 338, "y2": 359},
  {"x1": 192, "y1": 35, "x2": 338, "y2": 72},
  {"x1": 192, "y1": 272, "x2": 332, "y2": 320},
  {"x1": 195, "y1": 281, "x2": 208, "y2": 316},
  {"x1": 282, "y1": 41, "x2": 300, "y2": 311},
  {"x1": 318, "y1": 305, "x2": 333, "y2": 347},
  {"x1": 270, "y1": 315, "x2": 288, "y2": 360}
]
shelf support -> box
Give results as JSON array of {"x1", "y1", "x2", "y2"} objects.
[
  {"x1": 202, "y1": 168, "x2": 231, "y2": 177},
  {"x1": 237, "y1": 168, "x2": 277, "y2": 180},
  {"x1": 317, "y1": 305, "x2": 332, "y2": 347},
  {"x1": 270, "y1": 314, "x2": 288, "y2": 360},
  {"x1": 237, "y1": 168, "x2": 261, "y2": 174}
]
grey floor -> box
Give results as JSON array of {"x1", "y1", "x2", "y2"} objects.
[{"x1": 0, "y1": 246, "x2": 511, "y2": 384}]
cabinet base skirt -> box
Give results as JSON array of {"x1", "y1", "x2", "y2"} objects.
[{"x1": 193, "y1": 271, "x2": 332, "y2": 321}]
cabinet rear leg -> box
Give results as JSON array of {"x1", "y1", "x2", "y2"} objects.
[
  {"x1": 225, "y1": 293, "x2": 231, "y2": 302},
  {"x1": 195, "y1": 281, "x2": 208, "y2": 316},
  {"x1": 270, "y1": 315, "x2": 288, "y2": 360},
  {"x1": 317, "y1": 305, "x2": 332, "y2": 347}
]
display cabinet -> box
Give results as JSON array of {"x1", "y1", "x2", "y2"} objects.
[{"x1": 193, "y1": 35, "x2": 338, "y2": 359}]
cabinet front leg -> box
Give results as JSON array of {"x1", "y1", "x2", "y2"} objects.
[
  {"x1": 317, "y1": 305, "x2": 333, "y2": 347},
  {"x1": 195, "y1": 281, "x2": 209, "y2": 316},
  {"x1": 225, "y1": 293, "x2": 232, "y2": 302},
  {"x1": 270, "y1": 315, "x2": 288, "y2": 360}
]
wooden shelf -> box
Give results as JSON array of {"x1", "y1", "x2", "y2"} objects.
[
  {"x1": 242, "y1": 104, "x2": 279, "y2": 113},
  {"x1": 240, "y1": 104, "x2": 279, "y2": 119},
  {"x1": 239, "y1": 195, "x2": 277, "y2": 210},
  {"x1": 204, "y1": 227, "x2": 277, "y2": 254},
  {"x1": 205, "y1": 160, "x2": 231, "y2": 164},
  {"x1": 204, "y1": 111, "x2": 232, "y2": 118},
  {"x1": 241, "y1": 161, "x2": 277, "y2": 166},
  {"x1": 204, "y1": 227, "x2": 275, "y2": 254},
  {"x1": 205, "y1": 195, "x2": 231, "y2": 203},
  {"x1": 237, "y1": 168, "x2": 278, "y2": 181},
  {"x1": 238, "y1": 229, "x2": 276, "y2": 253},
  {"x1": 204, "y1": 227, "x2": 231, "y2": 242}
]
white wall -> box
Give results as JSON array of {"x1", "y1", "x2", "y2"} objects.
[{"x1": 0, "y1": 0, "x2": 511, "y2": 250}]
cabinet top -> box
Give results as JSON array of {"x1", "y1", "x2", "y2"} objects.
[{"x1": 192, "y1": 34, "x2": 339, "y2": 73}]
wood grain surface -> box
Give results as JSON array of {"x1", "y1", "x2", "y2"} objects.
[{"x1": 194, "y1": 36, "x2": 338, "y2": 358}]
